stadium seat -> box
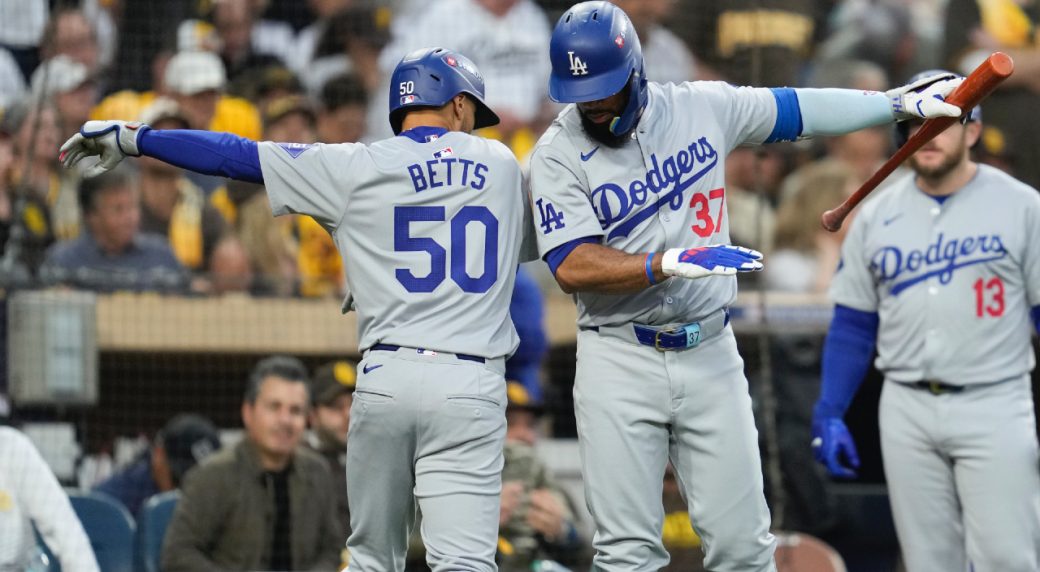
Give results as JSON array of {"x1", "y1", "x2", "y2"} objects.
[
  {"x1": 134, "y1": 490, "x2": 179, "y2": 572},
  {"x1": 68, "y1": 491, "x2": 136, "y2": 572}
]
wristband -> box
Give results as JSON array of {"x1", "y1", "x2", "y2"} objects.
[{"x1": 645, "y1": 252, "x2": 657, "y2": 285}]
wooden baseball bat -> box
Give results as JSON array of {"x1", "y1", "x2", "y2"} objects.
[{"x1": 821, "y1": 52, "x2": 1015, "y2": 232}]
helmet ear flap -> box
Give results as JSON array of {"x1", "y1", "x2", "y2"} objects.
[{"x1": 609, "y1": 68, "x2": 647, "y2": 136}]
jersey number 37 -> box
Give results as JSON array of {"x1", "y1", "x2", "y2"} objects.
[{"x1": 394, "y1": 205, "x2": 499, "y2": 294}]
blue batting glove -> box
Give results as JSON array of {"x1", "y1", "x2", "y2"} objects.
[
  {"x1": 661, "y1": 245, "x2": 763, "y2": 280},
  {"x1": 811, "y1": 416, "x2": 860, "y2": 479}
]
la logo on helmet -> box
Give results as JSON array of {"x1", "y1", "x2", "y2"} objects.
[{"x1": 568, "y1": 51, "x2": 588, "y2": 76}]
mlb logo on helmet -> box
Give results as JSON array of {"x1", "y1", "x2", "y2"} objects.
[
  {"x1": 445, "y1": 56, "x2": 457, "y2": 67},
  {"x1": 615, "y1": 35, "x2": 624, "y2": 48},
  {"x1": 401, "y1": 94, "x2": 417, "y2": 104}
]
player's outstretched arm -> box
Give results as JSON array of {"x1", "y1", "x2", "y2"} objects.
[
  {"x1": 553, "y1": 243, "x2": 762, "y2": 295},
  {"x1": 811, "y1": 304, "x2": 879, "y2": 479},
  {"x1": 61, "y1": 120, "x2": 264, "y2": 183},
  {"x1": 789, "y1": 72, "x2": 963, "y2": 139}
]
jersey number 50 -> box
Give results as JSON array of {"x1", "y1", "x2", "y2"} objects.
[{"x1": 395, "y1": 205, "x2": 498, "y2": 294}]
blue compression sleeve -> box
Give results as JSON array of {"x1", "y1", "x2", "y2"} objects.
[
  {"x1": 137, "y1": 128, "x2": 264, "y2": 184},
  {"x1": 765, "y1": 88, "x2": 803, "y2": 142},
  {"x1": 814, "y1": 305, "x2": 880, "y2": 419},
  {"x1": 1033, "y1": 305, "x2": 1040, "y2": 336},
  {"x1": 544, "y1": 236, "x2": 601, "y2": 276},
  {"x1": 794, "y1": 88, "x2": 894, "y2": 137}
]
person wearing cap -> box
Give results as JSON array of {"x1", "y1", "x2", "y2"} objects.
[
  {"x1": 30, "y1": 56, "x2": 98, "y2": 136},
  {"x1": 162, "y1": 356, "x2": 343, "y2": 572},
  {"x1": 136, "y1": 98, "x2": 242, "y2": 284},
  {"x1": 93, "y1": 413, "x2": 222, "y2": 516},
  {"x1": 305, "y1": 359, "x2": 357, "y2": 536},
  {"x1": 90, "y1": 49, "x2": 263, "y2": 142}
]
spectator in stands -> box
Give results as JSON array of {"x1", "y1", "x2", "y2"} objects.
[
  {"x1": 0, "y1": 425, "x2": 100, "y2": 572},
  {"x1": 93, "y1": 413, "x2": 222, "y2": 516},
  {"x1": 376, "y1": 0, "x2": 553, "y2": 149},
  {"x1": 304, "y1": 5, "x2": 391, "y2": 98},
  {"x1": 0, "y1": 48, "x2": 27, "y2": 110},
  {"x1": 251, "y1": 65, "x2": 307, "y2": 119},
  {"x1": 290, "y1": 0, "x2": 356, "y2": 75},
  {"x1": 161, "y1": 356, "x2": 343, "y2": 572},
  {"x1": 135, "y1": 98, "x2": 247, "y2": 291},
  {"x1": 318, "y1": 73, "x2": 368, "y2": 144},
  {"x1": 38, "y1": 168, "x2": 189, "y2": 293},
  {"x1": 612, "y1": 0, "x2": 703, "y2": 84},
  {"x1": 0, "y1": 101, "x2": 62, "y2": 273},
  {"x1": 208, "y1": 235, "x2": 255, "y2": 294},
  {"x1": 209, "y1": 0, "x2": 288, "y2": 96},
  {"x1": 680, "y1": 0, "x2": 821, "y2": 87},
  {"x1": 305, "y1": 359, "x2": 357, "y2": 536},
  {"x1": 723, "y1": 146, "x2": 791, "y2": 255},
  {"x1": 0, "y1": 0, "x2": 48, "y2": 80},
  {"x1": 945, "y1": 0, "x2": 1040, "y2": 189},
  {"x1": 505, "y1": 266, "x2": 548, "y2": 401},
  {"x1": 499, "y1": 382, "x2": 587, "y2": 570},
  {"x1": 30, "y1": 56, "x2": 99, "y2": 137},
  {"x1": 766, "y1": 161, "x2": 857, "y2": 294},
  {"x1": 260, "y1": 95, "x2": 344, "y2": 298},
  {"x1": 39, "y1": 7, "x2": 101, "y2": 77}
]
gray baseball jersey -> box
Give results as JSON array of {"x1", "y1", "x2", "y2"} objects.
[
  {"x1": 528, "y1": 81, "x2": 777, "y2": 327},
  {"x1": 830, "y1": 164, "x2": 1040, "y2": 384},
  {"x1": 258, "y1": 131, "x2": 534, "y2": 358},
  {"x1": 528, "y1": 81, "x2": 780, "y2": 570}
]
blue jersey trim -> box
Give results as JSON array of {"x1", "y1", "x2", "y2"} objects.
[
  {"x1": 814, "y1": 304, "x2": 879, "y2": 420},
  {"x1": 398, "y1": 126, "x2": 450, "y2": 143},
  {"x1": 765, "y1": 88, "x2": 803, "y2": 143},
  {"x1": 138, "y1": 128, "x2": 263, "y2": 183},
  {"x1": 1032, "y1": 305, "x2": 1040, "y2": 335},
  {"x1": 544, "y1": 236, "x2": 601, "y2": 276}
]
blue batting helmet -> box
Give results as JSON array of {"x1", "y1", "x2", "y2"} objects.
[
  {"x1": 549, "y1": 1, "x2": 647, "y2": 136},
  {"x1": 388, "y1": 47, "x2": 499, "y2": 135},
  {"x1": 895, "y1": 69, "x2": 981, "y2": 148}
]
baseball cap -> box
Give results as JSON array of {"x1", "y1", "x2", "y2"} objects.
[
  {"x1": 138, "y1": 97, "x2": 190, "y2": 128},
  {"x1": 164, "y1": 51, "x2": 227, "y2": 96},
  {"x1": 30, "y1": 56, "x2": 92, "y2": 98},
  {"x1": 159, "y1": 413, "x2": 221, "y2": 484},
  {"x1": 311, "y1": 360, "x2": 358, "y2": 406},
  {"x1": 262, "y1": 95, "x2": 317, "y2": 130},
  {"x1": 506, "y1": 381, "x2": 544, "y2": 415}
]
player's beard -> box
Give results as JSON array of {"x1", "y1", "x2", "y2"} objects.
[
  {"x1": 910, "y1": 133, "x2": 969, "y2": 182},
  {"x1": 579, "y1": 90, "x2": 632, "y2": 148}
]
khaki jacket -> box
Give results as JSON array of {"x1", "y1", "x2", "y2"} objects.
[{"x1": 161, "y1": 439, "x2": 344, "y2": 571}]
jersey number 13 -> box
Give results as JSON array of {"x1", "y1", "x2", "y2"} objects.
[{"x1": 394, "y1": 205, "x2": 499, "y2": 294}]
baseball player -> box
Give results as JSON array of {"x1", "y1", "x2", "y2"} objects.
[
  {"x1": 812, "y1": 71, "x2": 1040, "y2": 572},
  {"x1": 528, "y1": 3, "x2": 968, "y2": 570},
  {"x1": 61, "y1": 48, "x2": 534, "y2": 572}
]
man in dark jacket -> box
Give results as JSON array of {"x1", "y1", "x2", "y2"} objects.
[{"x1": 161, "y1": 356, "x2": 343, "y2": 571}]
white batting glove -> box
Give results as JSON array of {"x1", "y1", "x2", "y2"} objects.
[
  {"x1": 661, "y1": 245, "x2": 763, "y2": 280},
  {"x1": 886, "y1": 72, "x2": 963, "y2": 121},
  {"x1": 59, "y1": 120, "x2": 148, "y2": 177}
]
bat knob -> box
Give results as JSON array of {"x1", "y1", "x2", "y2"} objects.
[{"x1": 821, "y1": 209, "x2": 844, "y2": 232}]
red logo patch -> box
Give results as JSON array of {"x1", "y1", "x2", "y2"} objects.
[
  {"x1": 615, "y1": 35, "x2": 624, "y2": 48},
  {"x1": 445, "y1": 56, "x2": 457, "y2": 66}
]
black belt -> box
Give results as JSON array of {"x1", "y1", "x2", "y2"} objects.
[
  {"x1": 369, "y1": 344, "x2": 485, "y2": 363},
  {"x1": 911, "y1": 380, "x2": 964, "y2": 395}
]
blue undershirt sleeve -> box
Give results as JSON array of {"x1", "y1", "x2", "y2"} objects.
[
  {"x1": 765, "y1": 88, "x2": 803, "y2": 143},
  {"x1": 544, "y1": 236, "x2": 602, "y2": 276},
  {"x1": 137, "y1": 128, "x2": 264, "y2": 184},
  {"x1": 814, "y1": 304, "x2": 880, "y2": 420},
  {"x1": 1032, "y1": 305, "x2": 1040, "y2": 336}
]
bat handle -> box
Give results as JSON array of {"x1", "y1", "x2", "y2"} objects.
[{"x1": 821, "y1": 205, "x2": 848, "y2": 232}]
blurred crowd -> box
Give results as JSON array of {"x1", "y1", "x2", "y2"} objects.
[
  {"x1": 1, "y1": 0, "x2": 1039, "y2": 569},
  {"x1": 0, "y1": 0, "x2": 1036, "y2": 299}
]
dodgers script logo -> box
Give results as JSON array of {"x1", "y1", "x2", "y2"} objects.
[
  {"x1": 591, "y1": 137, "x2": 718, "y2": 240},
  {"x1": 871, "y1": 232, "x2": 1007, "y2": 296}
]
